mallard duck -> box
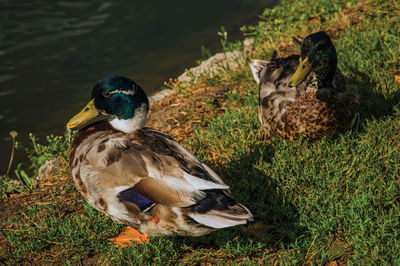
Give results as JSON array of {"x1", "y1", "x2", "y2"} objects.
[
  {"x1": 67, "y1": 75, "x2": 253, "y2": 246},
  {"x1": 250, "y1": 31, "x2": 359, "y2": 141}
]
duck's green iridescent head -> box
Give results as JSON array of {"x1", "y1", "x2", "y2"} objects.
[
  {"x1": 287, "y1": 31, "x2": 337, "y2": 87},
  {"x1": 67, "y1": 75, "x2": 149, "y2": 129}
]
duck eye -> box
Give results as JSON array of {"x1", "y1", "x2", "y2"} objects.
[{"x1": 103, "y1": 91, "x2": 111, "y2": 98}]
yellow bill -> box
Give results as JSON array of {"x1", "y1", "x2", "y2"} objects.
[
  {"x1": 67, "y1": 99, "x2": 101, "y2": 129},
  {"x1": 286, "y1": 56, "x2": 312, "y2": 87}
]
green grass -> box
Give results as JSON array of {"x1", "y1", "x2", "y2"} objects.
[{"x1": 1, "y1": 0, "x2": 400, "y2": 264}]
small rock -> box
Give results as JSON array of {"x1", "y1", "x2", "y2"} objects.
[
  {"x1": 8, "y1": 179, "x2": 21, "y2": 186},
  {"x1": 37, "y1": 158, "x2": 60, "y2": 181},
  {"x1": 149, "y1": 89, "x2": 175, "y2": 104},
  {"x1": 243, "y1": 38, "x2": 255, "y2": 53},
  {"x1": 328, "y1": 240, "x2": 347, "y2": 260},
  {"x1": 177, "y1": 50, "x2": 244, "y2": 82},
  {"x1": 5, "y1": 179, "x2": 22, "y2": 193},
  {"x1": 242, "y1": 221, "x2": 274, "y2": 239}
]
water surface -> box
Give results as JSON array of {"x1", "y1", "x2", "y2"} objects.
[{"x1": 0, "y1": 0, "x2": 277, "y2": 171}]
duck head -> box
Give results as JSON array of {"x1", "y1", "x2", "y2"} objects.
[
  {"x1": 67, "y1": 75, "x2": 149, "y2": 133},
  {"x1": 287, "y1": 31, "x2": 337, "y2": 88}
]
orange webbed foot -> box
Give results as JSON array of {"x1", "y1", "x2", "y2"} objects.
[{"x1": 109, "y1": 226, "x2": 149, "y2": 247}]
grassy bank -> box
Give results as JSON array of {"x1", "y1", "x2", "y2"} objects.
[{"x1": 1, "y1": 0, "x2": 400, "y2": 264}]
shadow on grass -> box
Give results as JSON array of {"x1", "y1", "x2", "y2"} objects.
[
  {"x1": 165, "y1": 142, "x2": 303, "y2": 253},
  {"x1": 347, "y1": 68, "x2": 400, "y2": 121},
  {"x1": 226, "y1": 142, "x2": 304, "y2": 246}
]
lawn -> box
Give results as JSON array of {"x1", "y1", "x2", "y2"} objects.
[{"x1": 1, "y1": 0, "x2": 399, "y2": 264}]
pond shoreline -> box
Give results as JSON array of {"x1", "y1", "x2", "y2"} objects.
[{"x1": 148, "y1": 46, "x2": 251, "y2": 104}]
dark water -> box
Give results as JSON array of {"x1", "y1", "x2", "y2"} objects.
[{"x1": 0, "y1": 0, "x2": 277, "y2": 172}]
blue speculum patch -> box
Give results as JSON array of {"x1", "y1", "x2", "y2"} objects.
[{"x1": 118, "y1": 186, "x2": 154, "y2": 211}]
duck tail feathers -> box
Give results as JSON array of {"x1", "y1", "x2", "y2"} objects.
[
  {"x1": 249, "y1": 59, "x2": 268, "y2": 84},
  {"x1": 188, "y1": 202, "x2": 253, "y2": 229}
]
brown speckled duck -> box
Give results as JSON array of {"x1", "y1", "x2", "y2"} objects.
[
  {"x1": 250, "y1": 31, "x2": 359, "y2": 141},
  {"x1": 67, "y1": 75, "x2": 253, "y2": 246}
]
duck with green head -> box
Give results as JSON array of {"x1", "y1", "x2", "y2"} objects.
[
  {"x1": 67, "y1": 75, "x2": 253, "y2": 247},
  {"x1": 250, "y1": 31, "x2": 359, "y2": 141}
]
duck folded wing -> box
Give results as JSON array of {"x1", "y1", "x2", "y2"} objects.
[
  {"x1": 85, "y1": 128, "x2": 229, "y2": 209},
  {"x1": 135, "y1": 128, "x2": 229, "y2": 186}
]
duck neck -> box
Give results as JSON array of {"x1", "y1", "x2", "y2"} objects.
[
  {"x1": 109, "y1": 103, "x2": 148, "y2": 133},
  {"x1": 315, "y1": 62, "x2": 336, "y2": 89}
]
